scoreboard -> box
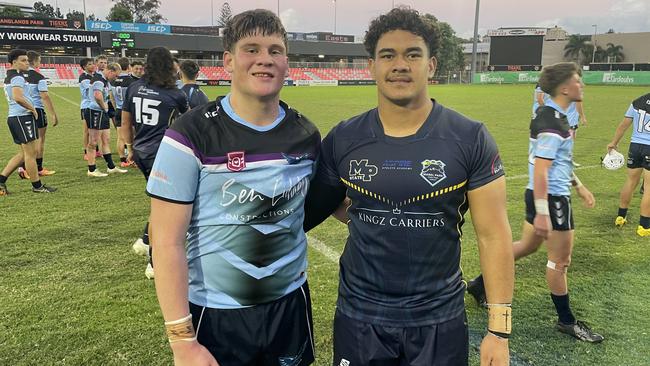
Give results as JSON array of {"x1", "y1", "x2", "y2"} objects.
[{"x1": 111, "y1": 32, "x2": 135, "y2": 48}]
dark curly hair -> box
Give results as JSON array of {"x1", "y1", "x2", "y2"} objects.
[
  {"x1": 223, "y1": 9, "x2": 287, "y2": 53},
  {"x1": 538, "y1": 62, "x2": 581, "y2": 96},
  {"x1": 143, "y1": 46, "x2": 177, "y2": 89},
  {"x1": 364, "y1": 6, "x2": 440, "y2": 58}
]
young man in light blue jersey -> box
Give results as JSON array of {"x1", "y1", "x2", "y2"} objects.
[
  {"x1": 470, "y1": 62, "x2": 603, "y2": 343},
  {"x1": 607, "y1": 92, "x2": 650, "y2": 236},
  {"x1": 147, "y1": 10, "x2": 319, "y2": 365},
  {"x1": 79, "y1": 58, "x2": 95, "y2": 160},
  {"x1": 0, "y1": 49, "x2": 56, "y2": 195},
  {"x1": 26, "y1": 51, "x2": 58, "y2": 177}
]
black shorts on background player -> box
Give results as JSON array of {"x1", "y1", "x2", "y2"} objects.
[
  {"x1": 627, "y1": 142, "x2": 650, "y2": 170},
  {"x1": 8, "y1": 115, "x2": 39, "y2": 145},
  {"x1": 113, "y1": 108, "x2": 122, "y2": 128},
  {"x1": 132, "y1": 151, "x2": 155, "y2": 180},
  {"x1": 87, "y1": 110, "x2": 110, "y2": 130},
  {"x1": 189, "y1": 282, "x2": 315, "y2": 366},
  {"x1": 524, "y1": 189, "x2": 574, "y2": 231},
  {"x1": 35, "y1": 108, "x2": 47, "y2": 128}
]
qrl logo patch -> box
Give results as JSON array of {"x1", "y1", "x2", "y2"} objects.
[
  {"x1": 420, "y1": 159, "x2": 446, "y2": 187},
  {"x1": 227, "y1": 151, "x2": 246, "y2": 172}
]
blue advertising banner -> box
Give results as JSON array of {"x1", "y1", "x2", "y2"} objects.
[{"x1": 85, "y1": 21, "x2": 170, "y2": 34}]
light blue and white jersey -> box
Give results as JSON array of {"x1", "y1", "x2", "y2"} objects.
[
  {"x1": 4, "y1": 70, "x2": 33, "y2": 117},
  {"x1": 25, "y1": 68, "x2": 48, "y2": 109},
  {"x1": 79, "y1": 73, "x2": 93, "y2": 110},
  {"x1": 527, "y1": 99, "x2": 574, "y2": 196},
  {"x1": 88, "y1": 73, "x2": 109, "y2": 112},
  {"x1": 109, "y1": 73, "x2": 130, "y2": 110},
  {"x1": 626, "y1": 93, "x2": 650, "y2": 146},
  {"x1": 566, "y1": 102, "x2": 579, "y2": 127},
  {"x1": 146, "y1": 97, "x2": 320, "y2": 309}
]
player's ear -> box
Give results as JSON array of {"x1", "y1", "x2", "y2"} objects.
[
  {"x1": 428, "y1": 56, "x2": 437, "y2": 78},
  {"x1": 223, "y1": 51, "x2": 234, "y2": 73}
]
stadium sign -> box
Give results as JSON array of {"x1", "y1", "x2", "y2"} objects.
[
  {"x1": 0, "y1": 17, "x2": 84, "y2": 29},
  {"x1": 487, "y1": 28, "x2": 547, "y2": 37},
  {"x1": 86, "y1": 21, "x2": 170, "y2": 34},
  {"x1": 170, "y1": 25, "x2": 220, "y2": 36},
  {"x1": 476, "y1": 71, "x2": 650, "y2": 85},
  {"x1": 0, "y1": 27, "x2": 100, "y2": 46}
]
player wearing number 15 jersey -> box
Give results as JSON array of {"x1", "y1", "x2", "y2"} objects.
[{"x1": 122, "y1": 46, "x2": 188, "y2": 278}]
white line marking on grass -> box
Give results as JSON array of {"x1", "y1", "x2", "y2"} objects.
[
  {"x1": 506, "y1": 164, "x2": 600, "y2": 181},
  {"x1": 307, "y1": 235, "x2": 340, "y2": 263},
  {"x1": 49, "y1": 90, "x2": 80, "y2": 107}
]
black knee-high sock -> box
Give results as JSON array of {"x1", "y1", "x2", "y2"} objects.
[
  {"x1": 142, "y1": 222, "x2": 150, "y2": 245},
  {"x1": 36, "y1": 158, "x2": 43, "y2": 172},
  {"x1": 551, "y1": 293, "x2": 576, "y2": 325},
  {"x1": 618, "y1": 208, "x2": 628, "y2": 218},
  {"x1": 0, "y1": 175, "x2": 7, "y2": 184},
  {"x1": 640, "y1": 216, "x2": 650, "y2": 229},
  {"x1": 103, "y1": 154, "x2": 115, "y2": 169}
]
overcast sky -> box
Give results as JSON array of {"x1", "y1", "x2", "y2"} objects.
[{"x1": 11, "y1": 0, "x2": 650, "y2": 38}]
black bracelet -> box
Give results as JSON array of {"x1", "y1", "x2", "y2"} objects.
[{"x1": 488, "y1": 330, "x2": 511, "y2": 339}]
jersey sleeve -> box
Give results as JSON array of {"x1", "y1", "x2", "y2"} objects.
[
  {"x1": 37, "y1": 78, "x2": 48, "y2": 92},
  {"x1": 314, "y1": 128, "x2": 345, "y2": 187},
  {"x1": 625, "y1": 104, "x2": 635, "y2": 118},
  {"x1": 467, "y1": 125, "x2": 505, "y2": 190},
  {"x1": 11, "y1": 75, "x2": 25, "y2": 89},
  {"x1": 92, "y1": 80, "x2": 104, "y2": 92},
  {"x1": 146, "y1": 128, "x2": 201, "y2": 204},
  {"x1": 535, "y1": 132, "x2": 563, "y2": 160}
]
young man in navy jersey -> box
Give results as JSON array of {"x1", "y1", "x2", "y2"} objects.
[
  {"x1": 468, "y1": 62, "x2": 603, "y2": 343},
  {"x1": 110, "y1": 57, "x2": 137, "y2": 167},
  {"x1": 121, "y1": 47, "x2": 189, "y2": 278},
  {"x1": 25, "y1": 51, "x2": 58, "y2": 177},
  {"x1": 0, "y1": 49, "x2": 56, "y2": 195},
  {"x1": 607, "y1": 92, "x2": 650, "y2": 235},
  {"x1": 146, "y1": 10, "x2": 319, "y2": 365},
  {"x1": 179, "y1": 60, "x2": 209, "y2": 109},
  {"x1": 304, "y1": 7, "x2": 513, "y2": 366}
]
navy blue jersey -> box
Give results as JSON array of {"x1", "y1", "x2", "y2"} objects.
[
  {"x1": 110, "y1": 73, "x2": 137, "y2": 110},
  {"x1": 311, "y1": 100, "x2": 504, "y2": 327},
  {"x1": 123, "y1": 79, "x2": 189, "y2": 158},
  {"x1": 146, "y1": 97, "x2": 320, "y2": 308},
  {"x1": 181, "y1": 83, "x2": 209, "y2": 109}
]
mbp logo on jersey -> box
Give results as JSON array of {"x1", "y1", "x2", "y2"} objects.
[
  {"x1": 349, "y1": 159, "x2": 378, "y2": 182},
  {"x1": 227, "y1": 151, "x2": 246, "y2": 172}
]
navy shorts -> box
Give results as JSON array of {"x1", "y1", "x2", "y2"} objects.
[
  {"x1": 132, "y1": 150, "x2": 155, "y2": 180},
  {"x1": 333, "y1": 310, "x2": 468, "y2": 366},
  {"x1": 7, "y1": 114, "x2": 39, "y2": 145},
  {"x1": 86, "y1": 109, "x2": 110, "y2": 130},
  {"x1": 35, "y1": 108, "x2": 48, "y2": 129},
  {"x1": 189, "y1": 281, "x2": 314, "y2": 366},
  {"x1": 626, "y1": 142, "x2": 650, "y2": 170},
  {"x1": 525, "y1": 189, "x2": 574, "y2": 231}
]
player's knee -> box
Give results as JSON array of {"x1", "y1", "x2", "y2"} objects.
[{"x1": 547, "y1": 258, "x2": 570, "y2": 273}]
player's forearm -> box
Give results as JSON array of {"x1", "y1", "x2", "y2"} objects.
[
  {"x1": 41, "y1": 93, "x2": 57, "y2": 117},
  {"x1": 14, "y1": 93, "x2": 35, "y2": 112},
  {"x1": 94, "y1": 93, "x2": 107, "y2": 110},
  {"x1": 611, "y1": 119, "x2": 632, "y2": 146},
  {"x1": 121, "y1": 112, "x2": 134, "y2": 145},
  {"x1": 479, "y1": 234, "x2": 514, "y2": 306},
  {"x1": 533, "y1": 161, "x2": 549, "y2": 200}
]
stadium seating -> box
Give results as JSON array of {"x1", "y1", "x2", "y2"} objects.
[{"x1": 0, "y1": 64, "x2": 373, "y2": 82}]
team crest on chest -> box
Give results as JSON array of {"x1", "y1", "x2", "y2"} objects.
[
  {"x1": 227, "y1": 151, "x2": 246, "y2": 172},
  {"x1": 420, "y1": 159, "x2": 446, "y2": 187}
]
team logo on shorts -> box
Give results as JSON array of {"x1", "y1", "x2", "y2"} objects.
[
  {"x1": 227, "y1": 151, "x2": 246, "y2": 172},
  {"x1": 420, "y1": 159, "x2": 446, "y2": 187}
]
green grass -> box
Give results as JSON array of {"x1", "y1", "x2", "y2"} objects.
[{"x1": 1, "y1": 85, "x2": 649, "y2": 365}]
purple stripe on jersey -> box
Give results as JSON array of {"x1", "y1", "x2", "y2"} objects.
[
  {"x1": 165, "y1": 129, "x2": 205, "y2": 161},
  {"x1": 202, "y1": 153, "x2": 290, "y2": 165}
]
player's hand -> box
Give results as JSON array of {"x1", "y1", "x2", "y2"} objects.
[
  {"x1": 52, "y1": 114, "x2": 59, "y2": 127},
  {"x1": 331, "y1": 197, "x2": 351, "y2": 224},
  {"x1": 580, "y1": 116, "x2": 588, "y2": 127},
  {"x1": 127, "y1": 151, "x2": 134, "y2": 163},
  {"x1": 533, "y1": 214, "x2": 551, "y2": 239},
  {"x1": 171, "y1": 340, "x2": 220, "y2": 366},
  {"x1": 31, "y1": 109, "x2": 38, "y2": 118},
  {"x1": 480, "y1": 333, "x2": 509, "y2": 366},
  {"x1": 576, "y1": 186, "x2": 595, "y2": 208},
  {"x1": 606, "y1": 142, "x2": 617, "y2": 152}
]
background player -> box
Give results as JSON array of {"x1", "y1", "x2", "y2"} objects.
[
  {"x1": 606, "y1": 92, "x2": 650, "y2": 235},
  {"x1": 0, "y1": 49, "x2": 56, "y2": 195},
  {"x1": 121, "y1": 47, "x2": 189, "y2": 278},
  {"x1": 179, "y1": 60, "x2": 209, "y2": 109},
  {"x1": 110, "y1": 57, "x2": 137, "y2": 167},
  {"x1": 79, "y1": 58, "x2": 95, "y2": 160}
]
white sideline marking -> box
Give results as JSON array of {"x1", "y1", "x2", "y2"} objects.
[
  {"x1": 307, "y1": 235, "x2": 340, "y2": 263},
  {"x1": 49, "y1": 90, "x2": 80, "y2": 107},
  {"x1": 506, "y1": 164, "x2": 600, "y2": 181}
]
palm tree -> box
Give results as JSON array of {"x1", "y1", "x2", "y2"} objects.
[
  {"x1": 594, "y1": 46, "x2": 607, "y2": 62},
  {"x1": 605, "y1": 43, "x2": 625, "y2": 62},
  {"x1": 563, "y1": 35, "x2": 592, "y2": 64}
]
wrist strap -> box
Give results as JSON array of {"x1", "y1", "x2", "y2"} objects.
[
  {"x1": 534, "y1": 199, "x2": 549, "y2": 216},
  {"x1": 488, "y1": 330, "x2": 511, "y2": 339}
]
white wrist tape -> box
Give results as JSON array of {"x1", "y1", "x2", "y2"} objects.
[{"x1": 534, "y1": 199, "x2": 549, "y2": 216}]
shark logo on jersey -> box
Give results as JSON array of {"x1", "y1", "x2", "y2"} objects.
[
  {"x1": 227, "y1": 151, "x2": 246, "y2": 172},
  {"x1": 282, "y1": 152, "x2": 313, "y2": 165},
  {"x1": 349, "y1": 159, "x2": 378, "y2": 182},
  {"x1": 420, "y1": 159, "x2": 446, "y2": 187}
]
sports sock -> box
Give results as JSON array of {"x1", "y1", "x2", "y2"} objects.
[
  {"x1": 142, "y1": 222, "x2": 150, "y2": 245},
  {"x1": 640, "y1": 216, "x2": 650, "y2": 229},
  {"x1": 88, "y1": 164, "x2": 96, "y2": 172},
  {"x1": 31, "y1": 180, "x2": 43, "y2": 189},
  {"x1": 551, "y1": 293, "x2": 576, "y2": 325},
  {"x1": 618, "y1": 208, "x2": 628, "y2": 218},
  {"x1": 36, "y1": 158, "x2": 43, "y2": 172},
  {"x1": 0, "y1": 175, "x2": 7, "y2": 184},
  {"x1": 95, "y1": 145, "x2": 99, "y2": 152},
  {"x1": 120, "y1": 157, "x2": 127, "y2": 163},
  {"x1": 103, "y1": 154, "x2": 116, "y2": 169}
]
